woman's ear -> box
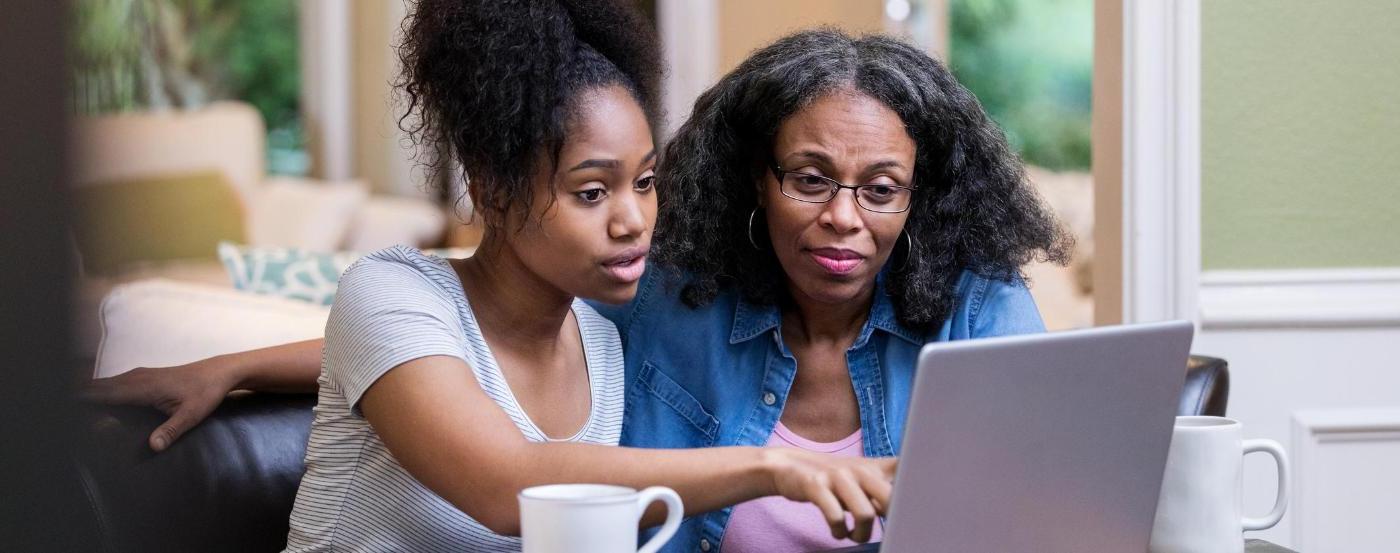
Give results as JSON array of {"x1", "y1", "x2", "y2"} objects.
[
  {"x1": 465, "y1": 181, "x2": 484, "y2": 212},
  {"x1": 754, "y1": 180, "x2": 767, "y2": 208},
  {"x1": 462, "y1": 181, "x2": 505, "y2": 230}
]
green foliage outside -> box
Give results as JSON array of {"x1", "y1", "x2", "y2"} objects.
[
  {"x1": 950, "y1": 0, "x2": 1092, "y2": 171},
  {"x1": 71, "y1": 0, "x2": 304, "y2": 174},
  {"x1": 66, "y1": 0, "x2": 1092, "y2": 174}
]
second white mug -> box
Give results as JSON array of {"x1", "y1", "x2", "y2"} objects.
[{"x1": 1149, "y1": 416, "x2": 1289, "y2": 553}]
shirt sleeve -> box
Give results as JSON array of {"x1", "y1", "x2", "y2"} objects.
[
  {"x1": 323, "y1": 258, "x2": 467, "y2": 411},
  {"x1": 970, "y1": 277, "x2": 1047, "y2": 337}
]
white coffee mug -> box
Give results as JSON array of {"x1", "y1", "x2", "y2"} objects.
[
  {"x1": 1149, "y1": 416, "x2": 1289, "y2": 553},
  {"x1": 519, "y1": 484, "x2": 682, "y2": 553}
]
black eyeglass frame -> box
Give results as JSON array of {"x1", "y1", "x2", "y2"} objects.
[{"x1": 768, "y1": 164, "x2": 917, "y2": 214}]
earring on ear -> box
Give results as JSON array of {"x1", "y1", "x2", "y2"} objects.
[
  {"x1": 896, "y1": 231, "x2": 918, "y2": 272},
  {"x1": 748, "y1": 207, "x2": 765, "y2": 250}
]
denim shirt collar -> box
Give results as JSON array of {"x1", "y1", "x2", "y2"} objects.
[{"x1": 727, "y1": 271, "x2": 922, "y2": 346}]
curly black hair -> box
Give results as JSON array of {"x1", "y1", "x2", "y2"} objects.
[
  {"x1": 395, "y1": 0, "x2": 661, "y2": 226},
  {"x1": 653, "y1": 29, "x2": 1072, "y2": 330}
]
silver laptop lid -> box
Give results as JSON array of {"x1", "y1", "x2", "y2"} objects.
[{"x1": 879, "y1": 321, "x2": 1193, "y2": 553}]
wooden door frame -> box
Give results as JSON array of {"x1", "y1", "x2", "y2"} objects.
[{"x1": 1093, "y1": 0, "x2": 1203, "y2": 326}]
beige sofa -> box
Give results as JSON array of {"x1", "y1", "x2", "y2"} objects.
[
  {"x1": 72, "y1": 101, "x2": 447, "y2": 357},
  {"x1": 73, "y1": 101, "x2": 445, "y2": 252}
]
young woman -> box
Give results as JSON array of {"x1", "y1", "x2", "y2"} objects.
[
  {"x1": 90, "y1": 23, "x2": 1068, "y2": 553},
  {"x1": 150, "y1": 2, "x2": 894, "y2": 551}
]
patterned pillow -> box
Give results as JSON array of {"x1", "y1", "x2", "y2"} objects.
[{"x1": 217, "y1": 242, "x2": 474, "y2": 306}]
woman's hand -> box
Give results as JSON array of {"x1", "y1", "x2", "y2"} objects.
[
  {"x1": 763, "y1": 449, "x2": 897, "y2": 543},
  {"x1": 81, "y1": 339, "x2": 324, "y2": 452},
  {"x1": 83, "y1": 358, "x2": 241, "y2": 452}
]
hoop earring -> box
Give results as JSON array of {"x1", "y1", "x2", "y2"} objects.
[
  {"x1": 896, "y1": 231, "x2": 917, "y2": 272},
  {"x1": 748, "y1": 208, "x2": 764, "y2": 250}
]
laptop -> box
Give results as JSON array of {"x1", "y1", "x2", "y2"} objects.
[{"x1": 817, "y1": 321, "x2": 1193, "y2": 552}]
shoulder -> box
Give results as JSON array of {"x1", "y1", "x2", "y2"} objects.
[
  {"x1": 321, "y1": 247, "x2": 470, "y2": 407},
  {"x1": 342, "y1": 245, "x2": 453, "y2": 281},
  {"x1": 637, "y1": 267, "x2": 740, "y2": 329},
  {"x1": 951, "y1": 269, "x2": 1046, "y2": 337},
  {"x1": 330, "y1": 246, "x2": 462, "y2": 327},
  {"x1": 586, "y1": 265, "x2": 738, "y2": 333},
  {"x1": 338, "y1": 246, "x2": 456, "y2": 297}
]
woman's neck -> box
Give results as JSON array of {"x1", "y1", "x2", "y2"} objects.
[
  {"x1": 454, "y1": 231, "x2": 575, "y2": 354},
  {"x1": 781, "y1": 283, "x2": 875, "y2": 348}
]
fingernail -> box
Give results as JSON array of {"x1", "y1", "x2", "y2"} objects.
[{"x1": 153, "y1": 436, "x2": 167, "y2": 450}]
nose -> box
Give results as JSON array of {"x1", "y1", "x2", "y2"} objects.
[
  {"x1": 608, "y1": 188, "x2": 649, "y2": 240},
  {"x1": 818, "y1": 187, "x2": 864, "y2": 234}
]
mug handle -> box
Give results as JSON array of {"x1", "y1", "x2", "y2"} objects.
[
  {"x1": 1241, "y1": 439, "x2": 1290, "y2": 531},
  {"x1": 636, "y1": 486, "x2": 683, "y2": 553}
]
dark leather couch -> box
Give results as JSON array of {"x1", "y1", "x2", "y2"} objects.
[
  {"x1": 74, "y1": 394, "x2": 316, "y2": 553},
  {"x1": 71, "y1": 356, "x2": 1230, "y2": 553}
]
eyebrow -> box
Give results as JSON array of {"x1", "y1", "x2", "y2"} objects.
[
  {"x1": 786, "y1": 150, "x2": 834, "y2": 165},
  {"x1": 864, "y1": 160, "x2": 906, "y2": 172},
  {"x1": 567, "y1": 149, "x2": 657, "y2": 172},
  {"x1": 569, "y1": 159, "x2": 620, "y2": 171}
]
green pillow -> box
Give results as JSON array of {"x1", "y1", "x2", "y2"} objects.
[
  {"x1": 73, "y1": 172, "x2": 246, "y2": 274},
  {"x1": 218, "y1": 243, "x2": 474, "y2": 306}
]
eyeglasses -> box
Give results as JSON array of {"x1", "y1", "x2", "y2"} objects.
[{"x1": 769, "y1": 165, "x2": 916, "y2": 213}]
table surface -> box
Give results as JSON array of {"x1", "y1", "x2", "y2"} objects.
[
  {"x1": 1248, "y1": 539, "x2": 1299, "y2": 553},
  {"x1": 819, "y1": 539, "x2": 1297, "y2": 552}
]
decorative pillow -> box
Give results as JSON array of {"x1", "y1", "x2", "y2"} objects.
[
  {"x1": 246, "y1": 176, "x2": 367, "y2": 251},
  {"x1": 72, "y1": 171, "x2": 246, "y2": 275},
  {"x1": 218, "y1": 242, "x2": 475, "y2": 306},
  {"x1": 93, "y1": 279, "x2": 331, "y2": 379}
]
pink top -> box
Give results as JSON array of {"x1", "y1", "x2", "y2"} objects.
[{"x1": 719, "y1": 422, "x2": 883, "y2": 553}]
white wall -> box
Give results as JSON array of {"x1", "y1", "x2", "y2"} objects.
[
  {"x1": 1195, "y1": 271, "x2": 1400, "y2": 548},
  {"x1": 1114, "y1": 0, "x2": 1400, "y2": 548}
]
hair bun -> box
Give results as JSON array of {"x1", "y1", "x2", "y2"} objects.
[{"x1": 395, "y1": 0, "x2": 660, "y2": 223}]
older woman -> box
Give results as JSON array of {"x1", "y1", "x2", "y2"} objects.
[
  {"x1": 90, "y1": 28, "x2": 1067, "y2": 553},
  {"x1": 604, "y1": 29, "x2": 1069, "y2": 552}
]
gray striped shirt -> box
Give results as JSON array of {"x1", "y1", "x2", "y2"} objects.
[{"x1": 284, "y1": 246, "x2": 625, "y2": 552}]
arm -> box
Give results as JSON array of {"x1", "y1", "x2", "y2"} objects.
[
  {"x1": 361, "y1": 354, "x2": 894, "y2": 542},
  {"x1": 225, "y1": 338, "x2": 325, "y2": 392},
  {"x1": 84, "y1": 338, "x2": 325, "y2": 451}
]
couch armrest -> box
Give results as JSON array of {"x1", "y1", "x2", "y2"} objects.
[
  {"x1": 93, "y1": 279, "x2": 330, "y2": 379},
  {"x1": 72, "y1": 393, "x2": 316, "y2": 553},
  {"x1": 343, "y1": 195, "x2": 447, "y2": 251},
  {"x1": 1180, "y1": 355, "x2": 1230, "y2": 417}
]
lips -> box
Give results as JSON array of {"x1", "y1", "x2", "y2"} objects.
[
  {"x1": 807, "y1": 247, "x2": 865, "y2": 275},
  {"x1": 601, "y1": 246, "x2": 648, "y2": 283}
]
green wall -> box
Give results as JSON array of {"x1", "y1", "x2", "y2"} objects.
[{"x1": 1201, "y1": 1, "x2": 1400, "y2": 270}]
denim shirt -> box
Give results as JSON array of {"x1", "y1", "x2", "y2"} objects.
[{"x1": 588, "y1": 267, "x2": 1045, "y2": 553}]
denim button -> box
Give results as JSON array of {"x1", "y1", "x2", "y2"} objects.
[
  {"x1": 700, "y1": 538, "x2": 712, "y2": 551},
  {"x1": 762, "y1": 392, "x2": 777, "y2": 406}
]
